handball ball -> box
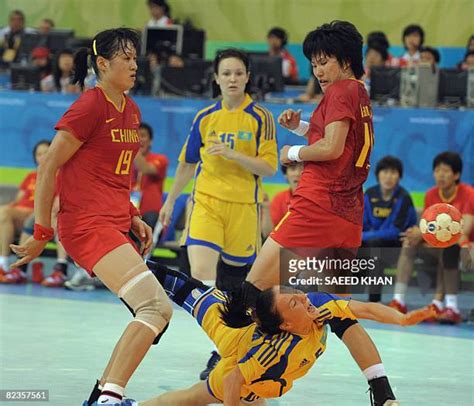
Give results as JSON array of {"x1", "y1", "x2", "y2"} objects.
[{"x1": 419, "y1": 203, "x2": 463, "y2": 248}]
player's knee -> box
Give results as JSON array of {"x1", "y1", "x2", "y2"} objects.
[{"x1": 119, "y1": 270, "x2": 173, "y2": 336}]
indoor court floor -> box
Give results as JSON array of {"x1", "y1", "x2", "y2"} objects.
[{"x1": 0, "y1": 271, "x2": 473, "y2": 405}]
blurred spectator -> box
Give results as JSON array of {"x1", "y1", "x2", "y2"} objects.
[
  {"x1": 167, "y1": 53, "x2": 185, "y2": 68},
  {"x1": 0, "y1": 9, "x2": 35, "y2": 64},
  {"x1": 367, "y1": 31, "x2": 394, "y2": 66},
  {"x1": 38, "y1": 18, "x2": 55, "y2": 35},
  {"x1": 419, "y1": 46, "x2": 440, "y2": 67},
  {"x1": 393, "y1": 24, "x2": 425, "y2": 67},
  {"x1": 267, "y1": 27, "x2": 298, "y2": 83},
  {"x1": 459, "y1": 50, "x2": 474, "y2": 70},
  {"x1": 0, "y1": 140, "x2": 50, "y2": 280},
  {"x1": 364, "y1": 43, "x2": 389, "y2": 82},
  {"x1": 31, "y1": 47, "x2": 52, "y2": 79},
  {"x1": 296, "y1": 76, "x2": 322, "y2": 103},
  {"x1": 146, "y1": 0, "x2": 172, "y2": 27},
  {"x1": 465, "y1": 34, "x2": 474, "y2": 53},
  {"x1": 40, "y1": 49, "x2": 79, "y2": 93},
  {"x1": 132, "y1": 123, "x2": 169, "y2": 230}
]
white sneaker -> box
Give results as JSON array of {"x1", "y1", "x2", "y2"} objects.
[{"x1": 64, "y1": 268, "x2": 96, "y2": 291}]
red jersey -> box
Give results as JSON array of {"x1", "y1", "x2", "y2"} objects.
[
  {"x1": 13, "y1": 171, "x2": 36, "y2": 209},
  {"x1": 281, "y1": 49, "x2": 298, "y2": 81},
  {"x1": 424, "y1": 183, "x2": 474, "y2": 215},
  {"x1": 132, "y1": 152, "x2": 168, "y2": 213},
  {"x1": 294, "y1": 79, "x2": 373, "y2": 225},
  {"x1": 270, "y1": 189, "x2": 292, "y2": 226},
  {"x1": 55, "y1": 86, "x2": 141, "y2": 235}
]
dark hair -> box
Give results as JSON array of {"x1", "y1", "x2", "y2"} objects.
[
  {"x1": 366, "y1": 43, "x2": 388, "y2": 62},
  {"x1": 375, "y1": 155, "x2": 403, "y2": 179},
  {"x1": 303, "y1": 21, "x2": 364, "y2": 79},
  {"x1": 212, "y1": 48, "x2": 251, "y2": 96},
  {"x1": 281, "y1": 161, "x2": 303, "y2": 175},
  {"x1": 10, "y1": 9, "x2": 25, "y2": 21},
  {"x1": 367, "y1": 31, "x2": 390, "y2": 50},
  {"x1": 33, "y1": 139, "x2": 51, "y2": 164},
  {"x1": 432, "y1": 152, "x2": 463, "y2": 183},
  {"x1": 42, "y1": 18, "x2": 55, "y2": 27},
  {"x1": 267, "y1": 27, "x2": 288, "y2": 47},
  {"x1": 420, "y1": 46, "x2": 440, "y2": 64},
  {"x1": 402, "y1": 24, "x2": 425, "y2": 48},
  {"x1": 73, "y1": 28, "x2": 140, "y2": 90},
  {"x1": 148, "y1": 0, "x2": 171, "y2": 16},
  {"x1": 139, "y1": 122, "x2": 153, "y2": 140},
  {"x1": 254, "y1": 288, "x2": 283, "y2": 335},
  {"x1": 53, "y1": 49, "x2": 74, "y2": 92},
  {"x1": 213, "y1": 48, "x2": 250, "y2": 74}
]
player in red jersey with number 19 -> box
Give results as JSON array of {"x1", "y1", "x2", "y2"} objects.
[{"x1": 10, "y1": 28, "x2": 172, "y2": 405}]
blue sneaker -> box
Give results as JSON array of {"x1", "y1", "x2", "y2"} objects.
[{"x1": 122, "y1": 400, "x2": 138, "y2": 406}]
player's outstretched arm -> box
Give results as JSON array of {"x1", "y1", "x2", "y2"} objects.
[
  {"x1": 349, "y1": 300, "x2": 437, "y2": 326},
  {"x1": 10, "y1": 131, "x2": 83, "y2": 267},
  {"x1": 223, "y1": 366, "x2": 245, "y2": 406}
]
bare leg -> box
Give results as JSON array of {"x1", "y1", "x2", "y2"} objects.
[
  {"x1": 93, "y1": 244, "x2": 170, "y2": 388},
  {"x1": 246, "y1": 236, "x2": 282, "y2": 289},
  {"x1": 0, "y1": 206, "x2": 31, "y2": 256},
  {"x1": 187, "y1": 245, "x2": 220, "y2": 282},
  {"x1": 140, "y1": 382, "x2": 220, "y2": 406},
  {"x1": 341, "y1": 324, "x2": 382, "y2": 370}
]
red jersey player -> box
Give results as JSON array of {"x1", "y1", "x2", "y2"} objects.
[
  {"x1": 227, "y1": 22, "x2": 399, "y2": 406},
  {"x1": 390, "y1": 152, "x2": 473, "y2": 323},
  {"x1": 10, "y1": 28, "x2": 172, "y2": 405},
  {"x1": 0, "y1": 140, "x2": 50, "y2": 278},
  {"x1": 132, "y1": 122, "x2": 168, "y2": 229}
]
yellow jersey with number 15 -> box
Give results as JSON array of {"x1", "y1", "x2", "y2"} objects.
[{"x1": 179, "y1": 94, "x2": 277, "y2": 204}]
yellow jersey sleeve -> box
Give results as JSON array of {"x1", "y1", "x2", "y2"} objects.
[
  {"x1": 253, "y1": 104, "x2": 278, "y2": 171},
  {"x1": 308, "y1": 292, "x2": 357, "y2": 323}
]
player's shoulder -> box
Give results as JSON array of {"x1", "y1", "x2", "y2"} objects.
[
  {"x1": 194, "y1": 101, "x2": 222, "y2": 122},
  {"x1": 397, "y1": 185, "x2": 412, "y2": 199},
  {"x1": 251, "y1": 102, "x2": 274, "y2": 122},
  {"x1": 71, "y1": 88, "x2": 104, "y2": 112},
  {"x1": 125, "y1": 94, "x2": 140, "y2": 112},
  {"x1": 425, "y1": 186, "x2": 438, "y2": 199},
  {"x1": 273, "y1": 188, "x2": 291, "y2": 202},
  {"x1": 326, "y1": 79, "x2": 361, "y2": 97},
  {"x1": 365, "y1": 185, "x2": 379, "y2": 197},
  {"x1": 307, "y1": 292, "x2": 347, "y2": 307},
  {"x1": 458, "y1": 183, "x2": 473, "y2": 197}
]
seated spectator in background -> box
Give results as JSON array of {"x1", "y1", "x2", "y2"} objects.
[
  {"x1": 296, "y1": 76, "x2": 322, "y2": 103},
  {"x1": 261, "y1": 162, "x2": 303, "y2": 238},
  {"x1": 40, "y1": 49, "x2": 79, "y2": 93},
  {"x1": 167, "y1": 53, "x2": 185, "y2": 68},
  {"x1": 364, "y1": 43, "x2": 389, "y2": 91},
  {"x1": 146, "y1": 0, "x2": 172, "y2": 27},
  {"x1": 459, "y1": 50, "x2": 474, "y2": 70},
  {"x1": 0, "y1": 9, "x2": 35, "y2": 64},
  {"x1": 389, "y1": 152, "x2": 474, "y2": 324},
  {"x1": 393, "y1": 24, "x2": 425, "y2": 67},
  {"x1": 132, "y1": 123, "x2": 169, "y2": 229},
  {"x1": 38, "y1": 18, "x2": 54, "y2": 35},
  {"x1": 0, "y1": 140, "x2": 50, "y2": 278},
  {"x1": 362, "y1": 156, "x2": 416, "y2": 301},
  {"x1": 31, "y1": 47, "x2": 52, "y2": 79},
  {"x1": 366, "y1": 31, "x2": 393, "y2": 64},
  {"x1": 267, "y1": 27, "x2": 298, "y2": 83},
  {"x1": 363, "y1": 156, "x2": 417, "y2": 247},
  {"x1": 419, "y1": 46, "x2": 440, "y2": 67}
]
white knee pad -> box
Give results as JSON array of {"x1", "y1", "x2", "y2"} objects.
[{"x1": 119, "y1": 270, "x2": 173, "y2": 336}]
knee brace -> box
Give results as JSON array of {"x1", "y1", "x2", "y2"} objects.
[
  {"x1": 147, "y1": 259, "x2": 213, "y2": 316},
  {"x1": 119, "y1": 271, "x2": 173, "y2": 336},
  {"x1": 216, "y1": 258, "x2": 250, "y2": 292},
  {"x1": 327, "y1": 317, "x2": 359, "y2": 340}
]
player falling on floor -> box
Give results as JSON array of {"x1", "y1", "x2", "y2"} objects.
[
  {"x1": 137, "y1": 261, "x2": 434, "y2": 405},
  {"x1": 10, "y1": 28, "x2": 172, "y2": 405},
  {"x1": 222, "y1": 21, "x2": 402, "y2": 406}
]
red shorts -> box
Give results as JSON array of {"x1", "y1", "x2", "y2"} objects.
[
  {"x1": 270, "y1": 195, "x2": 362, "y2": 248},
  {"x1": 60, "y1": 227, "x2": 138, "y2": 275}
]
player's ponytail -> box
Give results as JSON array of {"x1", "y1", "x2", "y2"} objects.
[
  {"x1": 220, "y1": 287, "x2": 254, "y2": 328},
  {"x1": 73, "y1": 47, "x2": 90, "y2": 90},
  {"x1": 73, "y1": 28, "x2": 140, "y2": 90},
  {"x1": 254, "y1": 288, "x2": 283, "y2": 335}
]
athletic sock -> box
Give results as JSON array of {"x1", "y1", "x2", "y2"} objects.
[
  {"x1": 0, "y1": 256, "x2": 8, "y2": 269},
  {"x1": 97, "y1": 383, "x2": 124, "y2": 404},
  {"x1": 445, "y1": 294, "x2": 459, "y2": 312},
  {"x1": 393, "y1": 282, "x2": 407, "y2": 305}
]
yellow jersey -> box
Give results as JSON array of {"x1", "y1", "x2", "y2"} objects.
[
  {"x1": 178, "y1": 94, "x2": 278, "y2": 204},
  {"x1": 206, "y1": 292, "x2": 356, "y2": 401}
]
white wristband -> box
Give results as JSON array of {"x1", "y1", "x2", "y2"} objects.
[
  {"x1": 290, "y1": 120, "x2": 309, "y2": 137},
  {"x1": 287, "y1": 145, "x2": 304, "y2": 162}
]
